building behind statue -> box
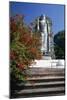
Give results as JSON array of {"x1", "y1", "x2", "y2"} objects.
[{"x1": 33, "y1": 14, "x2": 55, "y2": 59}]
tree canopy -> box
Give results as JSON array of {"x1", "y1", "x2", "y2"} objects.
[{"x1": 54, "y1": 30, "x2": 65, "y2": 59}]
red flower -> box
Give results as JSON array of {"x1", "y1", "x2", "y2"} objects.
[
  {"x1": 10, "y1": 51, "x2": 16, "y2": 60},
  {"x1": 17, "y1": 63, "x2": 25, "y2": 70},
  {"x1": 30, "y1": 47, "x2": 37, "y2": 55}
]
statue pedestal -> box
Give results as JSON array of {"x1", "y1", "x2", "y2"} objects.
[
  {"x1": 42, "y1": 52, "x2": 51, "y2": 60},
  {"x1": 42, "y1": 56, "x2": 51, "y2": 60}
]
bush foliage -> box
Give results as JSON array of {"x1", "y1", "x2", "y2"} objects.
[{"x1": 10, "y1": 14, "x2": 42, "y2": 81}]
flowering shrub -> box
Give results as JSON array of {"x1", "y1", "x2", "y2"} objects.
[{"x1": 10, "y1": 14, "x2": 42, "y2": 82}]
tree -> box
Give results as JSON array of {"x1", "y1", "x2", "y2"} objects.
[{"x1": 54, "y1": 30, "x2": 65, "y2": 59}]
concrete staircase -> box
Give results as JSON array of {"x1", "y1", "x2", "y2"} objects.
[{"x1": 12, "y1": 68, "x2": 65, "y2": 98}]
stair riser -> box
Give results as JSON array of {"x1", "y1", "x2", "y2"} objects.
[
  {"x1": 27, "y1": 73, "x2": 65, "y2": 77},
  {"x1": 27, "y1": 72, "x2": 65, "y2": 74},
  {"x1": 19, "y1": 84, "x2": 65, "y2": 89},
  {"x1": 27, "y1": 78, "x2": 65, "y2": 82},
  {"x1": 26, "y1": 68, "x2": 64, "y2": 74}
]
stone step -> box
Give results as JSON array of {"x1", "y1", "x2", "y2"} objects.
[
  {"x1": 26, "y1": 67, "x2": 64, "y2": 72},
  {"x1": 27, "y1": 73, "x2": 64, "y2": 77},
  {"x1": 16, "y1": 86, "x2": 65, "y2": 95},
  {"x1": 26, "y1": 68, "x2": 64, "y2": 76},
  {"x1": 17, "y1": 81, "x2": 65, "y2": 89},
  {"x1": 26, "y1": 76, "x2": 65, "y2": 81},
  {"x1": 25, "y1": 76, "x2": 65, "y2": 84},
  {"x1": 13, "y1": 91, "x2": 65, "y2": 98},
  {"x1": 12, "y1": 88, "x2": 65, "y2": 98},
  {"x1": 24, "y1": 81, "x2": 65, "y2": 86}
]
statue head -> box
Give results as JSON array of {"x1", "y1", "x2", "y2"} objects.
[{"x1": 39, "y1": 14, "x2": 46, "y2": 20}]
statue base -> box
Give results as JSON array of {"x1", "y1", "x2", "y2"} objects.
[
  {"x1": 42, "y1": 56, "x2": 51, "y2": 60},
  {"x1": 42, "y1": 51, "x2": 52, "y2": 60}
]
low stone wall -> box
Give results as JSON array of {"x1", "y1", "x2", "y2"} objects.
[{"x1": 30, "y1": 60, "x2": 65, "y2": 68}]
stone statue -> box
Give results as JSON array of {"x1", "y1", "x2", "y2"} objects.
[
  {"x1": 39, "y1": 15, "x2": 48, "y2": 55},
  {"x1": 34, "y1": 14, "x2": 55, "y2": 59}
]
